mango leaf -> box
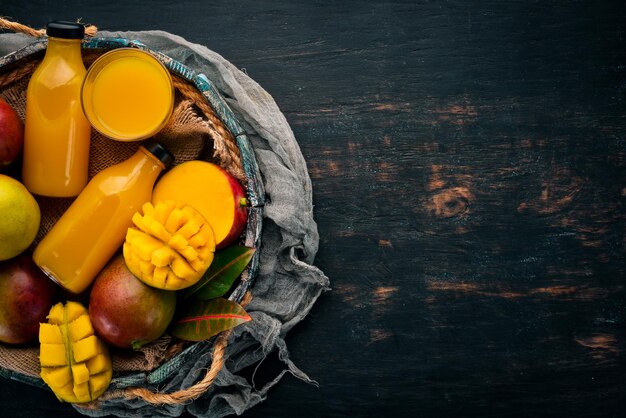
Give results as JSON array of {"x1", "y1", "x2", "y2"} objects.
[
  {"x1": 181, "y1": 246, "x2": 255, "y2": 300},
  {"x1": 170, "y1": 297, "x2": 251, "y2": 342}
]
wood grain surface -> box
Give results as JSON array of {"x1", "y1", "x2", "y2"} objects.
[{"x1": 1, "y1": 1, "x2": 625, "y2": 417}]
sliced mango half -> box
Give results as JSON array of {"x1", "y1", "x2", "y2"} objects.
[
  {"x1": 123, "y1": 200, "x2": 216, "y2": 290},
  {"x1": 39, "y1": 301, "x2": 112, "y2": 403}
]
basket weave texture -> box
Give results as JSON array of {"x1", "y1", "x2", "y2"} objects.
[{"x1": 0, "y1": 37, "x2": 263, "y2": 407}]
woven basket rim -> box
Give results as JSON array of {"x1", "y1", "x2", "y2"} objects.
[{"x1": 0, "y1": 36, "x2": 265, "y2": 400}]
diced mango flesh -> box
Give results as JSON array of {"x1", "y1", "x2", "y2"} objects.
[
  {"x1": 88, "y1": 372, "x2": 111, "y2": 396},
  {"x1": 41, "y1": 366, "x2": 72, "y2": 387},
  {"x1": 73, "y1": 382, "x2": 90, "y2": 402},
  {"x1": 46, "y1": 303, "x2": 65, "y2": 324},
  {"x1": 123, "y1": 200, "x2": 215, "y2": 290},
  {"x1": 39, "y1": 323, "x2": 64, "y2": 344},
  {"x1": 86, "y1": 354, "x2": 109, "y2": 375},
  {"x1": 39, "y1": 302, "x2": 112, "y2": 403},
  {"x1": 72, "y1": 335, "x2": 99, "y2": 363},
  {"x1": 65, "y1": 301, "x2": 86, "y2": 322},
  {"x1": 40, "y1": 344, "x2": 67, "y2": 367},
  {"x1": 71, "y1": 364, "x2": 90, "y2": 385},
  {"x1": 68, "y1": 315, "x2": 94, "y2": 342}
]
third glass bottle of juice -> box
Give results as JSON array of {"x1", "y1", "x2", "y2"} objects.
[
  {"x1": 33, "y1": 142, "x2": 174, "y2": 294},
  {"x1": 22, "y1": 21, "x2": 91, "y2": 197}
]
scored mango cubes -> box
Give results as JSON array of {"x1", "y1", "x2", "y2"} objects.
[
  {"x1": 123, "y1": 200, "x2": 216, "y2": 290},
  {"x1": 39, "y1": 301, "x2": 112, "y2": 403}
]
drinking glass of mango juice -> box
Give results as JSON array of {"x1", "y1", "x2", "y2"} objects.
[{"x1": 81, "y1": 48, "x2": 174, "y2": 141}]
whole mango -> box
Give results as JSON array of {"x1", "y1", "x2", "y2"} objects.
[
  {"x1": 0, "y1": 174, "x2": 41, "y2": 261},
  {"x1": 0, "y1": 255, "x2": 56, "y2": 345},
  {"x1": 89, "y1": 255, "x2": 176, "y2": 349}
]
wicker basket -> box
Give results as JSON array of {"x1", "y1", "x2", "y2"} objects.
[{"x1": 0, "y1": 36, "x2": 264, "y2": 408}]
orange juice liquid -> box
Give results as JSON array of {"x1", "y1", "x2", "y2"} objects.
[
  {"x1": 22, "y1": 37, "x2": 91, "y2": 197},
  {"x1": 82, "y1": 48, "x2": 173, "y2": 141},
  {"x1": 33, "y1": 144, "x2": 171, "y2": 294}
]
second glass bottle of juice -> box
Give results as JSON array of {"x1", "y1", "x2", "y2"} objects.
[
  {"x1": 22, "y1": 21, "x2": 91, "y2": 197},
  {"x1": 33, "y1": 142, "x2": 174, "y2": 294}
]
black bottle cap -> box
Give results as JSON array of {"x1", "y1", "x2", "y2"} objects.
[
  {"x1": 143, "y1": 140, "x2": 174, "y2": 169},
  {"x1": 46, "y1": 21, "x2": 85, "y2": 39}
]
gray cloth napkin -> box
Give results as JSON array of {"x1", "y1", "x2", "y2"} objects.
[{"x1": 0, "y1": 30, "x2": 329, "y2": 417}]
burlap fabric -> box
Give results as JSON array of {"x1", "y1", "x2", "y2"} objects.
[{"x1": 0, "y1": 30, "x2": 329, "y2": 417}]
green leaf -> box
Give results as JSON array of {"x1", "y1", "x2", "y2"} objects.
[
  {"x1": 170, "y1": 298, "x2": 251, "y2": 342},
  {"x1": 181, "y1": 246, "x2": 255, "y2": 300}
]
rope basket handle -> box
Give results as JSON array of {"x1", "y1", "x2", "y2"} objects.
[
  {"x1": 0, "y1": 17, "x2": 98, "y2": 37},
  {"x1": 77, "y1": 290, "x2": 254, "y2": 408},
  {"x1": 73, "y1": 291, "x2": 253, "y2": 409}
]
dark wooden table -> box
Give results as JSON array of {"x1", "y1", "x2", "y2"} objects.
[{"x1": 2, "y1": 1, "x2": 625, "y2": 417}]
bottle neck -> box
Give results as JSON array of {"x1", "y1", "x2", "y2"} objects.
[
  {"x1": 139, "y1": 146, "x2": 166, "y2": 169},
  {"x1": 124, "y1": 146, "x2": 166, "y2": 182},
  {"x1": 44, "y1": 37, "x2": 83, "y2": 61}
]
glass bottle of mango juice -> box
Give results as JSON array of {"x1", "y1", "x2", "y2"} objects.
[
  {"x1": 22, "y1": 21, "x2": 91, "y2": 197},
  {"x1": 33, "y1": 142, "x2": 174, "y2": 294}
]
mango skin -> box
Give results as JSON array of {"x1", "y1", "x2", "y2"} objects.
[
  {"x1": 0, "y1": 255, "x2": 56, "y2": 344},
  {"x1": 89, "y1": 255, "x2": 176, "y2": 349},
  {"x1": 0, "y1": 97, "x2": 24, "y2": 167}
]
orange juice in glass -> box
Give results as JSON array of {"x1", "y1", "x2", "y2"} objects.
[{"x1": 81, "y1": 48, "x2": 174, "y2": 141}]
